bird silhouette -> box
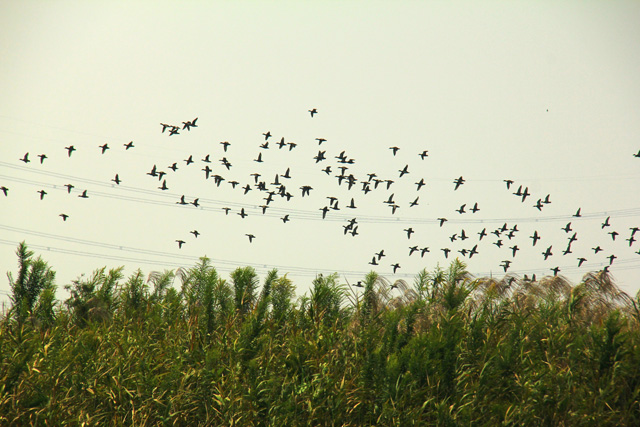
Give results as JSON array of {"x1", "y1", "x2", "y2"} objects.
[
  {"x1": 607, "y1": 254, "x2": 617, "y2": 265},
  {"x1": 478, "y1": 228, "x2": 487, "y2": 240},
  {"x1": 169, "y1": 162, "x2": 179, "y2": 172},
  {"x1": 471, "y1": 203, "x2": 480, "y2": 213},
  {"x1": 112, "y1": 174, "x2": 121, "y2": 185},
  {"x1": 201, "y1": 154, "x2": 211, "y2": 163},
  {"x1": 177, "y1": 195, "x2": 187, "y2": 205},
  {"x1": 562, "y1": 223, "x2": 572, "y2": 233},
  {"x1": 0, "y1": 186, "x2": 8, "y2": 196},
  {"x1": 281, "y1": 215, "x2": 290, "y2": 223},
  {"x1": 309, "y1": 108, "x2": 317, "y2": 117},
  {"x1": 124, "y1": 141, "x2": 134, "y2": 150},
  {"x1": 158, "y1": 180, "x2": 168, "y2": 191},
  {"x1": 404, "y1": 228, "x2": 414, "y2": 239},
  {"x1": 99, "y1": 144, "x2": 109, "y2": 154},
  {"x1": 78, "y1": 190, "x2": 89, "y2": 198},
  {"x1": 573, "y1": 208, "x2": 582, "y2": 217},
  {"x1": 316, "y1": 138, "x2": 326, "y2": 145},
  {"x1": 391, "y1": 263, "x2": 401, "y2": 273},
  {"x1": 37, "y1": 190, "x2": 47, "y2": 200},
  {"x1": 530, "y1": 231, "x2": 541, "y2": 246},
  {"x1": 176, "y1": 240, "x2": 185, "y2": 249},
  {"x1": 453, "y1": 176, "x2": 465, "y2": 190},
  {"x1": 543, "y1": 246, "x2": 553, "y2": 260},
  {"x1": 415, "y1": 178, "x2": 426, "y2": 191},
  {"x1": 442, "y1": 248, "x2": 451, "y2": 258},
  {"x1": 551, "y1": 266, "x2": 560, "y2": 276},
  {"x1": 190, "y1": 230, "x2": 200, "y2": 238},
  {"x1": 593, "y1": 246, "x2": 603, "y2": 254},
  {"x1": 160, "y1": 123, "x2": 171, "y2": 133},
  {"x1": 577, "y1": 257, "x2": 587, "y2": 267},
  {"x1": 246, "y1": 234, "x2": 255, "y2": 243},
  {"x1": 169, "y1": 127, "x2": 180, "y2": 136},
  {"x1": 238, "y1": 208, "x2": 248, "y2": 218},
  {"x1": 398, "y1": 165, "x2": 409, "y2": 177},
  {"x1": 419, "y1": 150, "x2": 429, "y2": 159},
  {"x1": 389, "y1": 147, "x2": 400, "y2": 156},
  {"x1": 20, "y1": 152, "x2": 30, "y2": 163},
  {"x1": 263, "y1": 131, "x2": 271, "y2": 140},
  {"x1": 601, "y1": 216, "x2": 611, "y2": 228},
  {"x1": 38, "y1": 154, "x2": 47, "y2": 164},
  {"x1": 504, "y1": 179, "x2": 514, "y2": 189},
  {"x1": 438, "y1": 218, "x2": 447, "y2": 227},
  {"x1": 369, "y1": 257, "x2": 378, "y2": 266},
  {"x1": 65, "y1": 145, "x2": 76, "y2": 157},
  {"x1": 410, "y1": 197, "x2": 419, "y2": 207},
  {"x1": 633, "y1": 150, "x2": 640, "y2": 158},
  {"x1": 608, "y1": 231, "x2": 619, "y2": 241},
  {"x1": 456, "y1": 204, "x2": 466, "y2": 214},
  {"x1": 59, "y1": 213, "x2": 69, "y2": 221},
  {"x1": 254, "y1": 153, "x2": 263, "y2": 163},
  {"x1": 184, "y1": 155, "x2": 194, "y2": 165}
]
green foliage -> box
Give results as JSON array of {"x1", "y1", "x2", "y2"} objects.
[{"x1": 2, "y1": 243, "x2": 640, "y2": 425}]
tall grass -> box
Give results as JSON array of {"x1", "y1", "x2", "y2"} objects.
[{"x1": 1, "y1": 244, "x2": 639, "y2": 425}]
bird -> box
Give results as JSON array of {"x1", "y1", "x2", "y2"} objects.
[
  {"x1": 99, "y1": 143, "x2": 109, "y2": 154},
  {"x1": 404, "y1": 228, "x2": 414, "y2": 239},
  {"x1": 442, "y1": 248, "x2": 451, "y2": 258},
  {"x1": 520, "y1": 187, "x2": 530, "y2": 202},
  {"x1": 0, "y1": 186, "x2": 8, "y2": 196},
  {"x1": 78, "y1": 190, "x2": 89, "y2": 198},
  {"x1": 169, "y1": 162, "x2": 179, "y2": 172},
  {"x1": 543, "y1": 194, "x2": 551, "y2": 204},
  {"x1": 147, "y1": 165, "x2": 158, "y2": 177},
  {"x1": 504, "y1": 179, "x2": 514, "y2": 189},
  {"x1": 608, "y1": 231, "x2": 619, "y2": 241},
  {"x1": 201, "y1": 154, "x2": 211, "y2": 163},
  {"x1": 193, "y1": 197, "x2": 202, "y2": 207},
  {"x1": 176, "y1": 240, "x2": 186, "y2": 249},
  {"x1": 471, "y1": 203, "x2": 480, "y2": 213},
  {"x1": 220, "y1": 141, "x2": 231, "y2": 152},
  {"x1": 459, "y1": 229, "x2": 468, "y2": 241},
  {"x1": 65, "y1": 145, "x2": 76, "y2": 157},
  {"x1": 169, "y1": 127, "x2": 180, "y2": 136},
  {"x1": 160, "y1": 123, "x2": 171, "y2": 133},
  {"x1": 347, "y1": 198, "x2": 357, "y2": 209},
  {"x1": 309, "y1": 108, "x2": 317, "y2": 117},
  {"x1": 510, "y1": 245, "x2": 520, "y2": 257},
  {"x1": 124, "y1": 141, "x2": 134, "y2": 150},
  {"x1": 288, "y1": 142, "x2": 297, "y2": 151},
  {"x1": 568, "y1": 232, "x2": 578, "y2": 244},
  {"x1": 300, "y1": 186, "x2": 312, "y2": 197},
  {"x1": 177, "y1": 195, "x2": 188, "y2": 205},
  {"x1": 246, "y1": 234, "x2": 256, "y2": 243},
  {"x1": 281, "y1": 215, "x2": 290, "y2": 223},
  {"x1": 415, "y1": 178, "x2": 426, "y2": 191},
  {"x1": 182, "y1": 118, "x2": 198, "y2": 130},
  {"x1": 633, "y1": 150, "x2": 640, "y2": 158},
  {"x1": 593, "y1": 246, "x2": 603, "y2": 254},
  {"x1": 184, "y1": 155, "x2": 194, "y2": 165},
  {"x1": 238, "y1": 208, "x2": 248, "y2": 218},
  {"x1": 419, "y1": 150, "x2": 429, "y2": 159},
  {"x1": 530, "y1": 231, "x2": 541, "y2": 246},
  {"x1": 551, "y1": 267, "x2": 561, "y2": 276},
  {"x1": 601, "y1": 217, "x2": 611, "y2": 229},
  {"x1": 353, "y1": 281, "x2": 364, "y2": 288},
  {"x1": 37, "y1": 154, "x2": 47, "y2": 164},
  {"x1": 534, "y1": 199, "x2": 544, "y2": 211},
  {"x1": 369, "y1": 257, "x2": 379, "y2": 266},
  {"x1": 316, "y1": 138, "x2": 326, "y2": 145},
  {"x1": 59, "y1": 214, "x2": 69, "y2": 221},
  {"x1": 453, "y1": 176, "x2": 465, "y2": 190},
  {"x1": 456, "y1": 204, "x2": 466, "y2": 214},
  {"x1": 438, "y1": 218, "x2": 448, "y2": 227},
  {"x1": 389, "y1": 146, "x2": 400, "y2": 156},
  {"x1": 319, "y1": 206, "x2": 329, "y2": 219},
  {"x1": 222, "y1": 207, "x2": 231, "y2": 215},
  {"x1": 607, "y1": 254, "x2": 617, "y2": 265},
  {"x1": 573, "y1": 208, "x2": 582, "y2": 218},
  {"x1": 20, "y1": 153, "x2": 30, "y2": 163},
  {"x1": 562, "y1": 223, "x2": 572, "y2": 233},
  {"x1": 111, "y1": 174, "x2": 121, "y2": 185},
  {"x1": 398, "y1": 165, "x2": 409, "y2": 177},
  {"x1": 478, "y1": 228, "x2": 487, "y2": 240},
  {"x1": 409, "y1": 196, "x2": 419, "y2": 207},
  {"x1": 263, "y1": 131, "x2": 271, "y2": 140},
  {"x1": 37, "y1": 190, "x2": 47, "y2": 200},
  {"x1": 158, "y1": 180, "x2": 168, "y2": 191},
  {"x1": 420, "y1": 247, "x2": 431, "y2": 257},
  {"x1": 254, "y1": 153, "x2": 263, "y2": 163},
  {"x1": 391, "y1": 263, "x2": 401, "y2": 274},
  {"x1": 543, "y1": 246, "x2": 553, "y2": 260},
  {"x1": 577, "y1": 257, "x2": 587, "y2": 267}
]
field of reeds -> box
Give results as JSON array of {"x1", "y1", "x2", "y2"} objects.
[{"x1": 2, "y1": 241, "x2": 640, "y2": 425}]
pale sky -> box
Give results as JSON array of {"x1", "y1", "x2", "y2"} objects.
[{"x1": 1, "y1": 1, "x2": 640, "y2": 304}]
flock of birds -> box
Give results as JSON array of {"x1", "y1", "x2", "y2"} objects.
[{"x1": 4, "y1": 109, "x2": 640, "y2": 284}]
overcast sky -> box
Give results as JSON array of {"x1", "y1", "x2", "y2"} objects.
[{"x1": 1, "y1": 1, "x2": 639, "y2": 304}]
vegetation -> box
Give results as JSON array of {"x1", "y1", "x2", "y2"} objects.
[{"x1": 1, "y1": 242, "x2": 640, "y2": 425}]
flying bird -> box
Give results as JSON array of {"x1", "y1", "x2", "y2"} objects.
[
  {"x1": 419, "y1": 150, "x2": 429, "y2": 159},
  {"x1": 453, "y1": 176, "x2": 465, "y2": 190},
  {"x1": 37, "y1": 190, "x2": 47, "y2": 200},
  {"x1": 99, "y1": 143, "x2": 109, "y2": 154},
  {"x1": 38, "y1": 154, "x2": 47, "y2": 164},
  {"x1": 190, "y1": 230, "x2": 200, "y2": 238},
  {"x1": 220, "y1": 141, "x2": 231, "y2": 152},
  {"x1": 0, "y1": 186, "x2": 8, "y2": 196},
  {"x1": 389, "y1": 146, "x2": 400, "y2": 156},
  {"x1": 78, "y1": 190, "x2": 89, "y2": 198},
  {"x1": 59, "y1": 214, "x2": 69, "y2": 221},
  {"x1": 111, "y1": 174, "x2": 121, "y2": 185},
  {"x1": 246, "y1": 234, "x2": 256, "y2": 243},
  {"x1": 316, "y1": 138, "x2": 326, "y2": 145},
  {"x1": 20, "y1": 153, "x2": 30, "y2": 163},
  {"x1": 176, "y1": 240, "x2": 186, "y2": 249},
  {"x1": 391, "y1": 263, "x2": 401, "y2": 274},
  {"x1": 309, "y1": 108, "x2": 317, "y2": 117},
  {"x1": 124, "y1": 141, "x2": 134, "y2": 150}
]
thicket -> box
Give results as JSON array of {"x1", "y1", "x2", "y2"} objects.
[{"x1": 2, "y1": 242, "x2": 640, "y2": 425}]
